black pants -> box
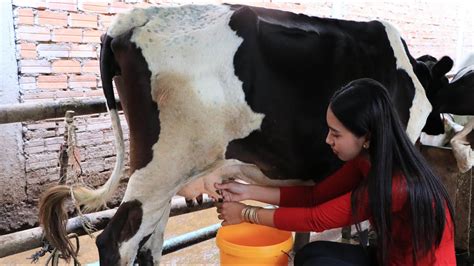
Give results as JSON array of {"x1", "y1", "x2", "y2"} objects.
[{"x1": 294, "y1": 241, "x2": 377, "y2": 266}]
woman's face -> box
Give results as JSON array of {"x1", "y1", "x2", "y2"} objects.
[{"x1": 325, "y1": 107, "x2": 368, "y2": 161}]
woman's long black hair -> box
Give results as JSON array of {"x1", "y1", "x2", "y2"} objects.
[{"x1": 330, "y1": 78, "x2": 454, "y2": 265}]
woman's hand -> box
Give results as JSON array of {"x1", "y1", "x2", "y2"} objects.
[
  {"x1": 215, "y1": 181, "x2": 249, "y2": 202},
  {"x1": 215, "y1": 201, "x2": 246, "y2": 226}
]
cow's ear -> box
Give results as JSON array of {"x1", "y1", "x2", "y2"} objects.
[{"x1": 432, "y1": 56, "x2": 453, "y2": 77}]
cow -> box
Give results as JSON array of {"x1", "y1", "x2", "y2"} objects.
[
  {"x1": 417, "y1": 54, "x2": 474, "y2": 146},
  {"x1": 38, "y1": 4, "x2": 468, "y2": 265}
]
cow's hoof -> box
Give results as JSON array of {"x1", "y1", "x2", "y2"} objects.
[
  {"x1": 185, "y1": 198, "x2": 194, "y2": 207},
  {"x1": 196, "y1": 194, "x2": 204, "y2": 205}
]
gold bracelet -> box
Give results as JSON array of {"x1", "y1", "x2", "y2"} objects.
[
  {"x1": 245, "y1": 207, "x2": 251, "y2": 222},
  {"x1": 253, "y1": 207, "x2": 260, "y2": 224},
  {"x1": 241, "y1": 207, "x2": 247, "y2": 222},
  {"x1": 248, "y1": 207, "x2": 253, "y2": 223},
  {"x1": 241, "y1": 206, "x2": 262, "y2": 224},
  {"x1": 242, "y1": 206, "x2": 251, "y2": 223}
]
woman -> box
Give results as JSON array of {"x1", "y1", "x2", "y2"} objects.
[{"x1": 215, "y1": 78, "x2": 455, "y2": 265}]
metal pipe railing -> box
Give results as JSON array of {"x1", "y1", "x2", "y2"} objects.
[
  {"x1": 162, "y1": 223, "x2": 220, "y2": 255},
  {"x1": 0, "y1": 98, "x2": 121, "y2": 124},
  {"x1": 0, "y1": 196, "x2": 215, "y2": 258}
]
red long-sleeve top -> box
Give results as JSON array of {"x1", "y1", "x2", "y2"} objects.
[{"x1": 273, "y1": 156, "x2": 455, "y2": 265}]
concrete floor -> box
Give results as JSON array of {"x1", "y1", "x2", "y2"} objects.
[{"x1": 0, "y1": 200, "x2": 343, "y2": 265}]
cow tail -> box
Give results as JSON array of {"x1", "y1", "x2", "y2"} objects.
[
  {"x1": 75, "y1": 33, "x2": 125, "y2": 210},
  {"x1": 38, "y1": 34, "x2": 124, "y2": 260}
]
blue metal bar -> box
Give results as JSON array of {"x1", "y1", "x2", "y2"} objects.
[
  {"x1": 87, "y1": 223, "x2": 221, "y2": 266},
  {"x1": 162, "y1": 223, "x2": 221, "y2": 255}
]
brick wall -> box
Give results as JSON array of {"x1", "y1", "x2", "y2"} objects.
[{"x1": 1, "y1": 0, "x2": 472, "y2": 233}]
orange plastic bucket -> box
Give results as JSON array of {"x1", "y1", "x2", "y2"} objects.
[{"x1": 216, "y1": 222, "x2": 293, "y2": 265}]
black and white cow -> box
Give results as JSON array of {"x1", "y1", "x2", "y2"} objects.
[
  {"x1": 417, "y1": 54, "x2": 474, "y2": 145},
  {"x1": 39, "y1": 4, "x2": 469, "y2": 265}
]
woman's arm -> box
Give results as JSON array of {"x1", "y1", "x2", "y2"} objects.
[
  {"x1": 217, "y1": 175, "x2": 408, "y2": 232},
  {"x1": 216, "y1": 191, "x2": 368, "y2": 230},
  {"x1": 274, "y1": 175, "x2": 408, "y2": 232},
  {"x1": 215, "y1": 182, "x2": 281, "y2": 205},
  {"x1": 279, "y1": 158, "x2": 365, "y2": 207},
  {"x1": 215, "y1": 157, "x2": 365, "y2": 207}
]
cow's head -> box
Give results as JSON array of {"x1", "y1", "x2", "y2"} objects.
[
  {"x1": 415, "y1": 55, "x2": 453, "y2": 135},
  {"x1": 415, "y1": 55, "x2": 474, "y2": 135}
]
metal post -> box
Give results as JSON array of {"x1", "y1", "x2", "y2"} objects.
[{"x1": 293, "y1": 232, "x2": 310, "y2": 252}]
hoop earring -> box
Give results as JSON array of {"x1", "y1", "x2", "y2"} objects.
[{"x1": 363, "y1": 143, "x2": 369, "y2": 149}]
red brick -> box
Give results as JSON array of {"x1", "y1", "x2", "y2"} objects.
[
  {"x1": 37, "y1": 44, "x2": 71, "y2": 58},
  {"x1": 52, "y1": 60, "x2": 81, "y2": 73},
  {"x1": 20, "y1": 76, "x2": 36, "y2": 84},
  {"x1": 16, "y1": 7, "x2": 34, "y2": 16},
  {"x1": 18, "y1": 15, "x2": 35, "y2": 25},
  {"x1": 47, "y1": 0, "x2": 78, "y2": 12},
  {"x1": 19, "y1": 76, "x2": 37, "y2": 91},
  {"x1": 37, "y1": 75, "x2": 68, "y2": 89},
  {"x1": 25, "y1": 158, "x2": 58, "y2": 171},
  {"x1": 19, "y1": 43, "x2": 37, "y2": 59},
  {"x1": 20, "y1": 60, "x2": 52, "y2": 74},
  {"x1": 25, "y1": 138, "x2": 45, "y2": 148},
  {"x1": 38, "y1": 10, "x2": 68, "y2": 26},
  {"x1": 16, "y1": 8, "x2": 34, "y2": 25},
  {"x1": 82, "y1": 29, "x2": 102, "y2": 43},
  {"x1": 69, "y1": 44, "x2": 97, "y2": 57},
  {"x1": 23, "y1": 98, "x2": 55, "y2": 104},
  {"x1": 69, "y1": 74, "x2": 97, "y2": 88},
  {"x1": 109, "y1": 2, "x2": 133, "y2": 14},
  {"x1": 56, "y1": 90, "x2": 85, "y2": 98},
  {"x1": 25, "y1": 145, "x2": 46, "y2": 154},
  {"x1": 17, "y1": 26, "x2": 51, "y2": 41},
  {"x1": 23, "y1": 91, "x2": 56, "y2": 101},
  {"x1": 84, "y1": 89, "x2": 104, "y2": 97},
  {"x1": 48, "y1": 0, "x2": 76, "y2": 3},
  {"x1": 79, "y1": 2, "x2": 109, "y2": 14},
  {"x1": 69, "y1": 13, "x2": 98, "y2": 28},
  {"x1": 82, "y1": 60, "x2": 99, "y2": 74},
  {"x1": 48, "y1": 3, "x2": 77, "y2": 11},
  {"x1": 27, "y1": 122, "x2": 57, "y2": 130},
  {"x1": 12, "y1": 0, "x2": 47, "y2": 9},
  {"x1": 52, "y1": 28, "x2": 82, "y2": 43}
]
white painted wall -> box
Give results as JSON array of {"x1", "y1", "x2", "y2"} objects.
[{"x1": 0, "y1": 0, "x2": 26, "y2": 207}]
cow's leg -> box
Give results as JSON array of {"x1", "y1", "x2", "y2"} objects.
[
  {"x1": 119, "y1": 178, "x2": 177, "y2": 266},
  {"x1": 95, "y1": 160, "x2": 181, "y2": 266},
  {"x1": 96, "y1": 200, "x2": 146, "y2": 266},
  {"x1": 109, "y1": 198, "x2": 170, "y2": 265},
  {"x1": 136, "y1": 202, "x2": 172, "y2": 265}
]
